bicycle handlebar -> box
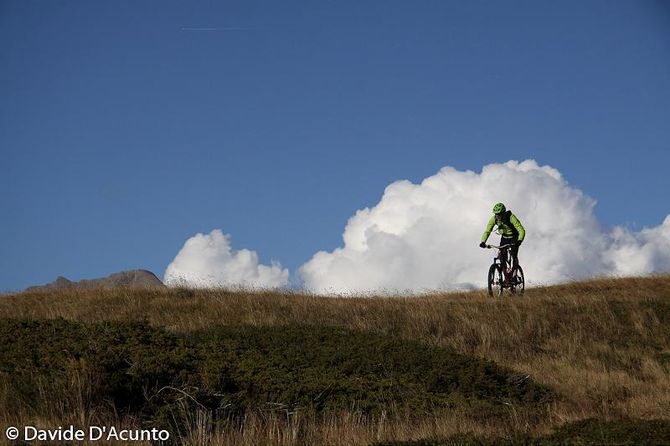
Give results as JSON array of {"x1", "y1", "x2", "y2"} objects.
[{"x1": 483, "y1": 244, "x2": 515, "y2": 250}]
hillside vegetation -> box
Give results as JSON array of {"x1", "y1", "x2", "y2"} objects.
[{"x1": 1, "y1": 276, "x2": 669, "y2": 445}]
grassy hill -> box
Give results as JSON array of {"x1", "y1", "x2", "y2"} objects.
[{"x1": 1, "y1": 276, "x2": 669, "y2": 445}]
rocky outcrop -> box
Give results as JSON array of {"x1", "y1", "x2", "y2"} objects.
[{"x1": 25, "y1": 269, "x2": 166, "y2": 292}]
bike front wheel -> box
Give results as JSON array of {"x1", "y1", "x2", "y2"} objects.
[{"x1": 487, "y1": 264, "x2": 503, "y2": 297}]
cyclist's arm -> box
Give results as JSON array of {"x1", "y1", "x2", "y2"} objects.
[
  {"x1": 510, "y1": 214, "x2": 525, "y2": 241},
  {"x1": 481, "y1": 216, "x2": 496, "y2": 243}
]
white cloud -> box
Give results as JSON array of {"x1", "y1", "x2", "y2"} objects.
[
  {"x1": 164, "y1": 229, "x2": 289, "y2": 289},
  {"x1": 298, "y1": 160, "x2": 670, "y2": 294},
  {"x1": 605, "y1": 215, "x2": 670, "y2": 276}
]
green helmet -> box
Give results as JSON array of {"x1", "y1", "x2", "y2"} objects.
[{"x1": 493, "y1": 202, "x2": 506, "y2": 214}]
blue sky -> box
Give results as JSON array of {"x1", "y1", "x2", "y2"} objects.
[{"x1": 1, "y1": 1, "x2": 669, "y2": 291}]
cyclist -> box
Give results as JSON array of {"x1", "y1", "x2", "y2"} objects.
[{"x1": 479, "y1": 203, "x2": 525, "y2": 284}]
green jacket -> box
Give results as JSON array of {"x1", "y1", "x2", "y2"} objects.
[{"x1": 481, "y1": 210, "x2": 525, "y2": 243}]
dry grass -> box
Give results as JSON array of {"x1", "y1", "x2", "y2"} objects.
[{"x1": 1, "y1": 275, "x2": 669, "y2": 445}]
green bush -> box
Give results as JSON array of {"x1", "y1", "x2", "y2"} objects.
[
  {"x1": 0, "y1": 319, "x2": 197, "y2": 421},
  {"x1": 0, "y1": 319, "x2": 552, "y2": 430},
  {"x1": 191, "y1": 325, "x2": 552, "y2": 417}
]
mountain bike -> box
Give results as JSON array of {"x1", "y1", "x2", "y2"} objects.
[{"x1": 483, "y1": 244, "x2": 525, "y2": 297}]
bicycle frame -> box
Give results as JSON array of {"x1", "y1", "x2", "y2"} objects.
[
  {"x1": 486, "y1": 244, "x2": 515, "y2": 272},
  {"x1": 483, "y1": 244, "x2": 524, "y2": 296}
]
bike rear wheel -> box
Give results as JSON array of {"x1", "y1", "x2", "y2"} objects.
[{"x1": 487, "y1": 264, "x2": 503, "y2": 297}]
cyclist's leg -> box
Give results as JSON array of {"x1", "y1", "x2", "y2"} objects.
[
  {"x1": 510, "y1": 240, "x2": 519, "y2": 272},
  {"x1": 500, "y1": 237, "x2": 512, "y2": 284},
  {"x1": 499, "y1": 236, "x2": 509, "y2": 266}
]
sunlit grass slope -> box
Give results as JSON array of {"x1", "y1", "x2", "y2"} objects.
[{"x1": 1, "y1": 275, "x2": 669, "y2": 445}]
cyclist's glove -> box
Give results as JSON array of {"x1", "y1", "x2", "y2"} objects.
[
  {"x1": 479, "y1": 242, "x2": 487, "y2": 248},
  {"x1": 516, "y1": 240, "x2": 523, "y2": 247}
]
